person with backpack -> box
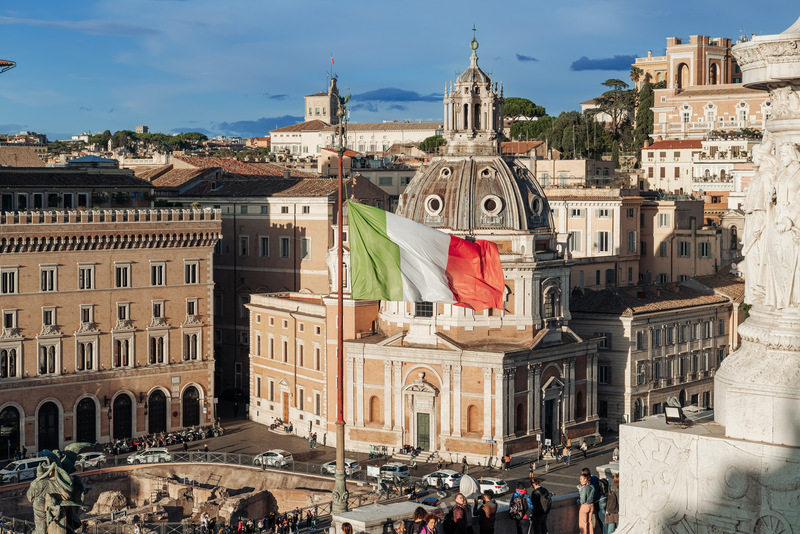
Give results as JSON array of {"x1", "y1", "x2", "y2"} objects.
[
  {"x1": 472, "y1": 489, "x2": 498, "y2": 534},
  {"x1": 407, "y1": 507, "x2": 427, "y2": 534},
  {"x1": 604, "y1": 474, "x2": 619, "y2": 533},
  {"x1": 509, "y1": 481, "x2": 534, "y2": 534},
  {"x1": 530, "y1": 477, "x2": 551, "y2": 534}
]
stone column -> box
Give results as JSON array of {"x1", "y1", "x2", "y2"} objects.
[
  {"x1": 482, "y1": 367, "x2": 493, "y2": 440},
  {"x1": 527, "y1": 363, "x2": 536, "y2": 433},
  {"x1": 393, "y1": 361, "x2": 403, "y2": 433},
  {"x1": 345, "y1": 356, "x2": 354, "y2": 424},
  {"x1": 383, "y1": 361, "x2": 392, "y2": 430},
  {"x1": 533, "y1": 363, "x2": 542, "y2": 432},
  {"x1": 442, "y1": 364, "x2": 452, "y2": 437},
  {"x1": 716, "y1": 23, "x2": 800, "y2": 446},
  {"x1": 505, "y1": 367, "x2": 515, "y2": 436},
  {"x1": 453, "y1": 366, "x2": 462, "y2": 437},
  {"x1": 355, "y1": 357, "x2": 364, "y2": 427},
  {"x1": 567, "y1": 357, "x2": 576, "y2": 423},
  {"x1": 495, "y1": 368, "x2": 505, "y2": 438}
]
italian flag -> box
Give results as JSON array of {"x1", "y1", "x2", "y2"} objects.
[{"x1": 347, "y1": 201, "x2": 505, "y2": 310}]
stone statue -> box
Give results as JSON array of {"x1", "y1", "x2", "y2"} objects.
[
  {"x1": 27, "y1": 444, "x2": 91, "y2": 534},
  {"x1": 765, "y1": 141, "x2": 800, "y2": 309},
  {"x1": 742, "y1": 131, "x2": 777, "y2": 305}
]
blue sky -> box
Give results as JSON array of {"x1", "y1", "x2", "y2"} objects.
[{"x1": 0, "y1": 1, "x2": 796, "y2": 141}]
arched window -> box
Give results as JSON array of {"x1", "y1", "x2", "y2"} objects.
[
  {"x1": 676, "y1": 63, "x2": 690, "y2": 89},
  {"x1": 730, "y1": 226, "x2": 738, "y2": 250},
  {"x1": 467, "y1": 404, "x2": 481, "y2": 434},
  {"x1": 368, "y1": 396, "x2": 381, "y2": 425},
  {"x1": 543, "y1": 285, "x2": 561, "y2": 319},
  {"x1": 75, "y1": 398, "x2": 96, "y2": 443},
  {"x1": 657, "y1": 72, "x2": 664, "y2": 83},
  {"x1": 0, "y1": 406, "x2": 20, "y2": 459},
  {"x1": 0, "y1": 349, "x2": 16, "y2": 378},
  {"x1": 515, "y1": 403, "x2": 525, "y2": 433},
  {"x1": 633, "y1": 398, "x2": 644, "y2": 421}
]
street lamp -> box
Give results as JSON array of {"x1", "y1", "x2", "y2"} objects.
[{"x1": 332, "y1": 87, "x2": 351, "y2": 515}]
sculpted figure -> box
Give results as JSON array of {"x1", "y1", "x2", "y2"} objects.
[
  {"x1": 765, "y1": 141, "x2": 800, "y2": 309},
  {"x1": 27, "y1": 444, "x2": 91, "y2": 534},
  {"x1": 742, "y1": 131, "x2": 777, "y2": 304}
]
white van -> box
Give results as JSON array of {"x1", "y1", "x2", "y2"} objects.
[{"x1": 0, "y1": 457, "x2": 51, "y2": 483}]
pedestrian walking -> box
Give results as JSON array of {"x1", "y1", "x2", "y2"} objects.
[
  {"x1": 503, "y1": 454, "x2": 512, "y2": 471},
  {"x1": 581, "y1": 441, "x2": 588, "y2": 459},
  {"x1": 437, "y1": 460, "x2": 443, "y2": 471},
  {"x1": 566, "y1": 447, "x2": 572, "y2": 466},
  {"x1": 461, "y1": 455, "x2": 468, "y2": 475}
]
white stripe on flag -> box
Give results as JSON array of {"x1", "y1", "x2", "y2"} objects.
[{"x1": 385, "y1": 210, "x2": 454, "y2": 303}]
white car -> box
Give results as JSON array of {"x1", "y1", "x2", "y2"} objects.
[
  {"x1": 422, "y1": 469, "x2": 462, "y2": 489},
  {"x1": 477, "y1": 478, "x2": 510, "y2": 496},
  {"x1": 379, "y1": 462, "x2": 410, "y2": 480},
  {"x1": 321, "y1": 459, "x2": 361, "y2": 476},
  {"x1": 76, "y1": 452, "x2": 107, "y2": 468},
  {"x1": 253, "y1": 449, "x2": 293, "y2": 468},
  {"x1": 127, "y1": 448, "x2": 171, "y2": 464}
]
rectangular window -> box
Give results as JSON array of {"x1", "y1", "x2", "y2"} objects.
[
  {"x1": 152, "y1": 300, "x2": 164, "y2": 318},
  {"x1": 569, "y1": 208, "x2": 584, "y2": 218},
  {"x1": 674, "y1": 167, "x2": 680, "y2": 178},
  {"x1": 40, "y1": 265, "x2": 57, "y2": 292},
  {"x1": 598, "y1": 365, "x2": 611, "y2": 384},
  {"x1": 626, "y1": 208, "x2": 635, "y2": 218},
  {"x1": 692, "y1": 323, "x2": 699, "y2": 340},
  {"x1": 596, "y1": 231, "x2": 610, "y2": 253},
  {"x1": 718, "y1": 319, "x2": 725, "y2": 336},
  {"x1": 115, "y1": 264, "x2": 131, "y2": 288},
  {"x1": 42, "y1": 307, "x2": 55, "y2": 326},
  {"x1": 239, "y1": 236, "x2": 249, "y2": 256},
  {"x1": 653, "y1": 360, "x2": 661, "y2": 380},
  {"x1": 315, "y1": 346, "x2": 321, "y2": 370},
  {"x1": 186, "y1": 298, "x2": 197, "y2": 316},
  {"x1": 0, "y1": 267, "x2": 17, "y2": 295},
  {"x1": 280, "y1": 237, "x2": 290, "y2": 258},
  {"x1": 282, "y1": 340, "x2": 288, "y2": 362},
  {"x1": 657, "y1": 213, "x2": 671, "y2": 228},
  {"x1": 699, "y1": 242, "x2": 711, "y2": 258},
  {"x1": 636, "y1": 362, "x2": 646, "y2": 385},
  {"x1": 301, "y1": 205, "x2": 310, "y2": 214},
  {"x1": 415, "y1": 301, "x2": 433, "y2": 317},
  {"x1": 678, "y1": 241, "x2": 691, "y2": 257},
  {"x1": 281, "y1": 206, "x2": 289, "y2": 214},
  {"x1": 240, "y1": 205, "x2": 248, "y2": 214},
  {"x1": 569, "y1": 231, "x2": 583, "y2": 253},
  {"x1": 596, "y1": 208, "x2": 610, "y2": 218},
  {"x1": 260, "y1": 237, "x2": 270, "y2": 257},
  {"x1": 594, "y1": 332, "x2": 611, "y2": 350},
  {"x1": 261, "y1": 205, "x2": 269, "y2": 215},
  {"x1": 315, "y1": 392, "x2": 321, "y2": 416},
  {"x1": 659, "y1": 242, "x2": 668, "y2": 257},
  {"x1": 378, "y1": 176, "x2": 393, "y2": 186},
  {"x1": 300, "y1": 238, "x2": 311, "y2": 259},
  {"x1": 628, "y1": 231, "x2": 637, "y2": 253},
  {"x1": 641, "y1": 241, "x2": 647, "y2": 255},
  {"x1": 702, "y1": 321, "x2": 711, "y2": 339},
  {"x1": 268, "y1": 379, "x2": 275, "y2": 401},
  {"x1": 255, "y1": 376, "x2": 262, "y2": 397},
  {"x1": 658, "y1": 273, "x2": 669, "y2": 283},
  {"x1": 150, "y1": 262, "x2": 165, "y2": 286},
  {"x1": 80, "y1": 305, "x2": 92, "y2": 324},
  {"x1": 77, "y1": 265, "x2": 94, "y2": 290},
  {"x1": 652, "y1": 329, "x2": 662, "y2": 347},
  {"x1": 184, "y1": 261, "x2": 199, "y2": 284},
  {"x1": 636, "y1": 330, "x2": 647, "y2": 350},
  {"x1": 648, "y1": 167, "x2": 654, "y2": 178},
  {"x1": 660, "y1": 167, "x2": 666, "y2": 178},
  {"x1": 117, "y1": 302, "x2": 130, "y2": 321},
  {"x1": 666, "y1": 326, "x2": 675, "y2": 345},
  {"x1": 679, "y1": 325, "x2": 687, "y2": 343},
  {"x1": 298, "y1": 343, "x2": 304, "y2": 367}
]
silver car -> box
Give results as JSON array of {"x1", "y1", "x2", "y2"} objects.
[
  {"x1": 321, "y1": 459, "x2": 361, "y2": 476},
  {"x1": 253, "y1": 449, "x2": 293, "y2": 468},
  {"x1": 127, "y1": 448, "x2": 171, "y2": 464}
]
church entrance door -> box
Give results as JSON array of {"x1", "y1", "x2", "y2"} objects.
[{"x1": 416, "y1": 413, "x2": 430, "y2": 450}]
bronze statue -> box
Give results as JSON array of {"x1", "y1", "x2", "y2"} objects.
[{"x1": 27, "y1": 443, "x2": 91, "y2": 534}]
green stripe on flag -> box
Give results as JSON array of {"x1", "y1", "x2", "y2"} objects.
[{"x1": 347, "y1": 201, "x2": 404, "y2": 301}]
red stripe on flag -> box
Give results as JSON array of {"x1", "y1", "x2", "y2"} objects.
[{"x1": 445, "y1": 237, "x2": 505, "y2": 311}]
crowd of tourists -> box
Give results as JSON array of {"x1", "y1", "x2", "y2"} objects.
[{"x1": 199, "y1": 509, "x2": 318, "y2": 534}]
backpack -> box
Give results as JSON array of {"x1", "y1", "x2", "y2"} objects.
[
  {"x1": 535, "y1": 487, "x2": 552, "y2": 514},
  {"x1": 441, "y1": 509, "x2": 457, "y2": 534},
  {"x1": 598, "y1": 478, "x2": 610, "y2": 497},
  {"x1": 508, "y1": 493, "x2": 529, "y2": 520}
]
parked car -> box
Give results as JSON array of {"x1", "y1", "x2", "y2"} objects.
[
  {"x1": 76, "y1": 452, "x2": 107, "y2": 468},
  {"x1": 127, "y1": 448, "x2": 171, "y2": 464},
  {"x1": 253, "y1": 449, "x2": 293, "y2": 468},
  {"x1": 0, "y1": 457, "x2": 51, "y2": 484},
  {"x1": 422, "y1": 469, "x2": 462, "y2": 489},
  {"x1": 321, "y1": 459, "x2": 361, "y2": 476},
  {"x1": 477, "y1": 478, "x2": 509, "y2": 496},
  {"x1": 379, "y1": 462, "x2": 410, "y2": 480}
]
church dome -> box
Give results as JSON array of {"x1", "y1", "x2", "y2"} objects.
[{"x1": 397, "y1": 155, "x2": 553, "y2": 233}]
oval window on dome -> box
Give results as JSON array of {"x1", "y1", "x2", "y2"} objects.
[
  {"x1": 481, "y1": 195, "x2": 503, "y2": 217},
  {"x1": 531, "y1": 196, "x2": 543, "y2": 216},
  {"x1": 425, "y1": 194, "x2": 444, "y2": 216},
  {"x1": 439, "y1": 167, "x2": 452, "y2": 179}
]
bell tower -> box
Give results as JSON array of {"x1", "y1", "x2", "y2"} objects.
[{"x1": 442, "y1": 28, "x2": 505, "y2": 156}]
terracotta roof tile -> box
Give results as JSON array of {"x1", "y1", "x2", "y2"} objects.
[
  {"x1": 501, "y1": 141, "x2": 544, "y2": 155},
  {"x1": 173, "y1": 156, "x2": 316, "y2": 178},
  {"x1": 0, "y1": 168, "x2": 153, "y2": 188},
  {"x1": 320, "y1": 122, "x2": 442, "y2": 132},
  {"x1": 646, "y1": 140, "x2": 703, "y2": 150},
  {"x1": 270, "y1": 120, "x2": 331, "y2": 133},
  {"x1": 570, "y1": 284, "x2": 730, "y2": 316},
  {"x1": 180, "y1": 176, "x2": 356, "y2": 198},
  {"x1": 0, "y1": 146, "x2": 45, "y2": 167}
]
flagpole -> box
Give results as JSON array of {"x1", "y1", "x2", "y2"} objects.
[{"x1": 332, "y1": 88, "x2": 349, "y2": 515}]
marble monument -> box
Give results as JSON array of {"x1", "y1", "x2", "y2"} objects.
[{"x1": 616, "y1": 16, "x2": 800, "y2": 533}]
